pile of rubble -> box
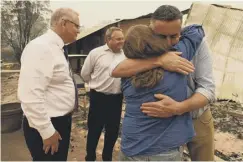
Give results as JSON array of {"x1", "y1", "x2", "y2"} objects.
[
  {"x1": 209, "y1": 101, "x2": 243, "y2": 139},
  {"x1": 209, "y1": 101, "x2": 243, "y2": 160}
]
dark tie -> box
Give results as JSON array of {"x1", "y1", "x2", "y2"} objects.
[{"x1": 63, "y1": 46, "x2": 79, "y2": 111}]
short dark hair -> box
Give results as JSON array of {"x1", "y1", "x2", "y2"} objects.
[{"x1": 152, "y1": 5, "x2": 183, "y2": 21}]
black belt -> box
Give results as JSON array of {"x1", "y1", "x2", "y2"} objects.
[{"x1": 90, "y1": 89, "x2": 121, "y2": 96}]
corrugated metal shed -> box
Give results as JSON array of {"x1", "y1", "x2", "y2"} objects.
[
  {"x1": 76, "y1": 13, "x2": 154, "y2": 40},
  {"x1": 76, "y1": 21, "x2": 118, "y2": 40},
  {"x1": 185, "y1": 2, "x2": 243, "y2": 105},
  {"x1": 76, "y1": 9, "x2": 190, "y2": 41}
]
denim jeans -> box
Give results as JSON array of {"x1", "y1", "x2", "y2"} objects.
[{"x1": 119, "y1": 147, "x2": 183, "y2": 161}]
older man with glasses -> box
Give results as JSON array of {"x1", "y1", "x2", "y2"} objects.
[{"x1": 18, "y1": 8, "x2": 80, "y2": 161}]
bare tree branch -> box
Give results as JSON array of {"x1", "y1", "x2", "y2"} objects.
[{"x1": 1, "y1": 0, "x2": 51, "y2": 63}]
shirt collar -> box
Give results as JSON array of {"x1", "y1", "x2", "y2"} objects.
[
  {"x1": 103, "y1": 44, "x2": 111, "y2": 51},
  {"x1": 47, "y1": 29, "x2": 64, "y2": 49}
]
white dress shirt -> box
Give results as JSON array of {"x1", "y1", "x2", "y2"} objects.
[
  {"x1": 81, "y1": 44, "x2": 122, "y2": 94},
  {"x1": 18, "y1": 29, "x2": 75, "y2": 140}
]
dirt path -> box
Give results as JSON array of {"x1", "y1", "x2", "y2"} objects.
[
  {"x1": 1, "y1": 117, "x2": 120, "y2": 161},
  {"x1": 1, "y1": 73, "x2": 120, "y2": 161}
]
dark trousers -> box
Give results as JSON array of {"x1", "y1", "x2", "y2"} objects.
[
  {"x1": 23, "y1": 113, "x2": 72, "y2": 161},
  {"x1": 85, "y1": 89, "x2": 123, "y2": 161}
]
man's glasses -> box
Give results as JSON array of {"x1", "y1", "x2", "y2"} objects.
[{"x1": 63, "y1": 19, "x2": 81, "y2": 30}]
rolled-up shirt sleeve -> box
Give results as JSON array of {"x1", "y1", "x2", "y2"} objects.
[
  {"x1": 109, "y1": 53, "x2": 126, "y2": 77},
  {"x1": 194, "y1": 39, "x2": 216, "y2": 103},
  {"x1": 18, "y1": 43, "x2": 55, "y2": 140}
]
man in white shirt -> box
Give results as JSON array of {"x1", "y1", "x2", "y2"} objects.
[
  {"x1": 81, "y1": 27, "x2": 124, "y2": 161},
  {"x1": 18, "y1": 8, "x2": 80, "y2": 161}
]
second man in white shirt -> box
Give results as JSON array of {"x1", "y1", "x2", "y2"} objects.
[{"x1": 81, "y1": 27, "x2": 124, "y2": 161}]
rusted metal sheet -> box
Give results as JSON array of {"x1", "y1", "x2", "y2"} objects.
[{"x1": 185, "y1": 2, "x2": 243, "y2": 105}]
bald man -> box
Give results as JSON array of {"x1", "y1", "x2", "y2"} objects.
[{"x1": 18, "y1": 8, "x2": 80, "y2": 161}]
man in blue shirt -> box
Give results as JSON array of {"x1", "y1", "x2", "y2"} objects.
[{"x1": 110, "y1": 5, "x2": 215, "y2": 161}]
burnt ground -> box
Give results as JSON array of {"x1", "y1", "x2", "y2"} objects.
[
  {"x1": 210, "y1": 101, "x2": 243, "y2": 139},
  {"x1": 210, "y1": 101, "x2": 243, "y2": 161},
  {"x1": 1, "y1": 73, "x2": 243, "y2": 161}
]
